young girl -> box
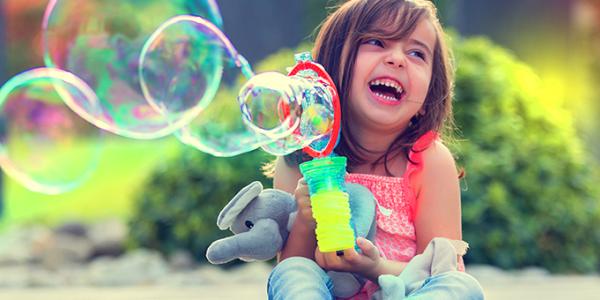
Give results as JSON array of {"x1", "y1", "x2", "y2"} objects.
[{"x1": 269, "y1": 0, "x2": 483, "y2": 299}]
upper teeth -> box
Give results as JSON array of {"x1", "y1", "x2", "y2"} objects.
[{"x1": 369, "y1": 79, "x2": 403, "y2": 94}]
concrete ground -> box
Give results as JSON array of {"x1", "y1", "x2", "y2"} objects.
[{"x1": 1, "y1": 276, "x2": 600, "y2": 300}]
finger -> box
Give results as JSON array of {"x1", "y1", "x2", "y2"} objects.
[
  {"x1": 297, "y1": 196, "x2": 311, "y2": 208},
  {"x1": 298, "y1": 177, "x2": 307, "y2": 187},
  {"x1": 314, "y1": 249, "x2": 326, "y2": 267},
  {"x1": 356, "y1": 237, "x2": 379, "y2": 259},
  {"x1": 323, "y1": 251, "x2": 343, "y2": 268},
  {"x1": 342, "y1": 247, "x2": 361, "y2": 264}
]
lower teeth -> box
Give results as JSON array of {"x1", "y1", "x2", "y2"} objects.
[{"x1": 375, "y1": 92, "x2": 397, "y2": 101}]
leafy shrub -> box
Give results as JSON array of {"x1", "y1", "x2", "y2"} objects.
[
  {"x1": 128, "y1": 149, "x2": 271, "y2": 265},
  {"x1": 452, "y1": 37, "x2": 600, "y2": 273}
]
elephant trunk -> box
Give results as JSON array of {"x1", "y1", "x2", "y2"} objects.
[{"x1": 206, "y1": 218, "x2": 283, "y2": 264}]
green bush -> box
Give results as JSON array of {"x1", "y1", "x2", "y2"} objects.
[
  {"x1": 128, "y1": 149, "x2": 271, "y2": 265},
  {"x1": 453, "y1": 37, "x2": 600, "y2": 273}
]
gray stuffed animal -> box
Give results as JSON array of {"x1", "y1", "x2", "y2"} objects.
[{"x1": 206, "y1": 181, "x2": 377, "y2": 298}]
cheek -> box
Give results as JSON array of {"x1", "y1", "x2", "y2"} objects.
[
  {"x1": 348, "y1": 69, "x2": 364, "y2": 101},
  {"x1": 410, "y1": 68, "x2": 432, "y2": 95}
]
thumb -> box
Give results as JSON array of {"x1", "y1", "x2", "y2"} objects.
[{"x1": 357, "y1": 237, "x2": 379, "y2": 259}]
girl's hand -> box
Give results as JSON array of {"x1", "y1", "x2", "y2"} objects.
[
  {"x1": 294, "y1": 178, "x2": 316, "y2": 231},
  {"x1": 314, "y1": 237, "x2": 382, "y2": 278}
]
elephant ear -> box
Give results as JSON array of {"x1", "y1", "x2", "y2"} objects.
[{"x1": 217, "y1": 181, "x2": 263, "y2": 230}]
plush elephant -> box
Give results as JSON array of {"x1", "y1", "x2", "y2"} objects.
[
  {"x1": 205, "y1": 181, "x2": 377, "y2": 298},
  {"x1": 206, "y1": 181, "x2": 296, "y2": 263},
  {"x1": 371, "y1": 238, "x2": 471, "y2": 300}
]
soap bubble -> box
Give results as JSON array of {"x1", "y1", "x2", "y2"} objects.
[
  {"x1": 0, "y1": 68, "x2": 103, "y2": 194},
  {"x1": 176, "y1": 51, "x2": 271, "y2": 157},
  {"x1": 139, "y1": 15, "x2": 226, "y2": 133},
  {"x1": 42, "y1": 0, "x2": 222, "y2": 139}
]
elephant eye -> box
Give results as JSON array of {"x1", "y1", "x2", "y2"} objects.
[{"x1": 245, "y1": 220, "x2": 254, "y2": 229}]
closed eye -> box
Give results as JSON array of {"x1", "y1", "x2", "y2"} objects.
[
  {"x1": 408, "y1": 49, "x2": 426, "y2": 61},
  {"x1": 364, "y1": 38, "x2": 384, "y2": 48}
]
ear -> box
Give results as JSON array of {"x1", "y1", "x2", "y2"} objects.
[{"x1": 216, "y1": 181, "x2": 263, "y2": 230}]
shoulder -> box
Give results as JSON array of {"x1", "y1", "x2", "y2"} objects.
[
  {"x1": 422, "y1": 141, "x2": 458, "y2": 172},
  {"x1": 273, "y1": 156, "x2": 303, "y2": 194},
  {"x1": 414, "y1": 141, "x2": 459, "y2": 196}
]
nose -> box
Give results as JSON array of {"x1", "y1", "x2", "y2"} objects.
[{"x1": 384, "y1": 50, "x2": 406, "y2": 68}]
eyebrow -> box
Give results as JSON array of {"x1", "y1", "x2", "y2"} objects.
[{"x1": 409, "y1": 38, "x2": 433, "y2": 57}]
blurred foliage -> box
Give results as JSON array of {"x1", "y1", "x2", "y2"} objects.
[
  {"x1": 303, "y1": 0, "x2": 336, "y2": 38},
  {"x1": 127, "y1": 148, "x2": 272, "y2": 266},
  {"x1": 452, "y1": 36, "x2": 600, "y2": 273}
]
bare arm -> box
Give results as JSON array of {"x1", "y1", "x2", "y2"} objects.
[
  {"x1": 274, "y1": 157, "x2": 317, "y2": 262},
  {"x1": 413, "y1": 142, "x2": 462, "y2": 254}
]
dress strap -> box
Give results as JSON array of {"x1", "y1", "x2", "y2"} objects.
[{"x1": 403, "y1": 130, "x2": 438, "y2": 182}]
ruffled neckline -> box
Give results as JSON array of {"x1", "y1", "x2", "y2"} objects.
[{"x1": 345, "y1": 130, "x2": 439, "y2": 182}]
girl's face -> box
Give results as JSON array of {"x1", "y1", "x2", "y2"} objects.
[{"x1": 348, "y1": 18, "x2": 436, "y2": 133}]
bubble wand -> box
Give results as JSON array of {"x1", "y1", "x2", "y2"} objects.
[{"x1": 286, "y1": 53, "x2": 355, "y2": 253}]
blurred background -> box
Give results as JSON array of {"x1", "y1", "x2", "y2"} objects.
[{"x1": 0, "y1": 0, "x2": 599, "y2": 299}]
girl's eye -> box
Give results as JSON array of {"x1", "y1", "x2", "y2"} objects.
[
  {"x1": 409, "y1": 50, "x2": 426, "y2": 61},
  {"x1": 364, "y1": 39, "x2": 384, "y2": 47}
]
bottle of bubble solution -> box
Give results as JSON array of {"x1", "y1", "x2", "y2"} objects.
[
  {"x1": 300, "y1": 155, "x2": 356, "y2": 252},
  {"x1": 293, "y1": 52, "x2": 355, "y2": 253}
]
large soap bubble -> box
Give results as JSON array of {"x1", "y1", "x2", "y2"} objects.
[
  {"x1": 175, "y1": 49, "x2": 271, "y2": 157},
  {"x1": 159, "y1": 17, "x2": 274, "y2": 157},
  {"x1": 139, "y1": 15, "x2": 226, "y2": 133},
  {"x1": 0, "y1": 68, "x2": 103, "y2": 194},
  {"x1": 42, "y1": 0, "x2": 222, "y2": 139}
]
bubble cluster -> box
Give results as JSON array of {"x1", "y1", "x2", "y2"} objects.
[
  {"x1": 1, "y1": 0, "x2": 340, "y2": 194},
  {"x1": 42, "y1": 0, "x2": 223, "y2": 139}
]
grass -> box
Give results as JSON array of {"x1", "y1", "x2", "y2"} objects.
[{"x1": 0, "y1": 135, "x2": 184, "y2": 231}]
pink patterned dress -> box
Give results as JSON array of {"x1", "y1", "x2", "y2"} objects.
[{"x1": 343, "y1": 131, "x2": 438, "y2": 300}]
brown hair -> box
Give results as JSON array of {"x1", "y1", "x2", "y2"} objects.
[{"x1": 282, "y1": 0, "x2": 456, "y2": 176}]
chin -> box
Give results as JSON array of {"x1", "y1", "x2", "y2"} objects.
[{"x1": 362, "y1": 114, "x2": 408, "y2": 131}]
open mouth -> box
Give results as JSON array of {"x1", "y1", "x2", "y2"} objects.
[{"x1": 368, "y1": 79, "x2": 404, "y2": 102}]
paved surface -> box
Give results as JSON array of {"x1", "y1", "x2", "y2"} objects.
[{"x1": 1, "y1": 267, "x2": 600, "y2": 300}]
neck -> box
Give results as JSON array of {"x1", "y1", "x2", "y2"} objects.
[{"x1": 348, "y1": 122, "x2": 409, "y2": 163}]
